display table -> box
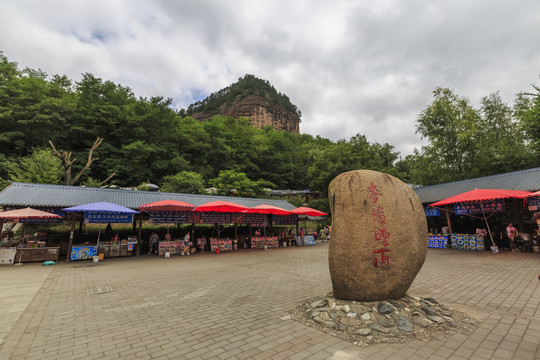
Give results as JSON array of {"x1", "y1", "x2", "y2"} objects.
[
  {"x1": 211, "y1": 239, "x2": 232, "y2": 253},
  {"x1": 450, "y1": 234, "x2": 485, "y2": 251},
  {"x1": 428, "y1": 235, "x2": 449, "y2": 248},
  {"x1": 14, "y1": 247, "x2": 60, "y2": 262},
  {"x1": 98, "y1": 244, "x2": 132, "y2": 257},
  {"x1": 251, "y1": 237, "x2": 278, "y2": 249},
  {"x1": 158, "y1": 241, "x2": 192, "y2": 256}
]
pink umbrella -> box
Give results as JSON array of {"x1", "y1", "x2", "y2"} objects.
[
  {"x1": 289, "y1": 207, "x2": 327, "y2": 216},
  {"x1": 0, "y1": 207, "x2": 62, "y2": 221},
  {"x1": 139, "y1": 200, "x2": 195, "y2": 212},
  {"x1": 243, "y1": 204, "x2": 293, "y2": 215}
]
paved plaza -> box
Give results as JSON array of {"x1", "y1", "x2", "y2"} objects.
[{"x1": 0, "y1": 244, "x2": 539, "y2": 360}]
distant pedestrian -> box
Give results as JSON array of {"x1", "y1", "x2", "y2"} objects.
[{"x1": 506, "y1": 223, "x2": 518, "y2": 252}]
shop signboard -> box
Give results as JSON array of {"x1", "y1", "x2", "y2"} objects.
[
  {"x1": 240, "y1": 213, "x2": 268, "y2": 226},
  {"x1": 70, "y1": 245, "x2": 97, "y2": 261},
  {"x1": 454, "y1": 199, "x2": 505, "y2": 215},
  {"x1": 0, "y1": 248, "x2": 17, "y2": 265},
  {"x1": 198, "y1": 212, "x2": 232, "y2": 224},
  {"x1": 273, "y1": 215, "x2": 298, "y2": 225},
  {"x1": 84, "y1": 212, "x2": 133, "y2": 223},
  {"x1": 149, "y1": 211, "x2": 189, "y2": 224},
  {"x1": 424, "y1": 207, "x2": 440, "y2": 217},
  {"x1": 526, "y1": 197, "x2": 540, "y2": 211}
]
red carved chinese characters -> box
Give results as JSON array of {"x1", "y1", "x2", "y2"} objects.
[{"x1": 370, "y1": 182, "x2": 390, "y2": 268}]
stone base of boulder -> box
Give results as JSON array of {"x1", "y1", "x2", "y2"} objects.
[{"x1": 290, "y1": 293, "x2": 478, "y2": 347}]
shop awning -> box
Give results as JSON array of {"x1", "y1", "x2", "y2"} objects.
[
  {"x1": 0, "y1": 207, "x2": 62, "y2": 221},
  {"x1": 243, "y1": 204, "x2": 293, "y2": 215},
  {"x1": 193, "y1": 201, "x2": 249, "y2": 213},
  {"x1": 429, "y1": 189, "x2": 532, "y2": 207},
  {"x1": 289, "y1": 207, "x2": 327, "y2": 216},
  {"x1": 139, "y1": 200, "x2": 195, "y2": 212}
]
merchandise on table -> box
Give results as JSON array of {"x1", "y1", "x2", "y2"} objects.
[
  {"x1": 251, "y1": 236, "x2": 279, "y2": 249},
  {"x1": 450, "y1": 234, "x2": 484, "y2": 251},
  {"x1": 210, "y1": 239, "x2": 233, "y2": 252},
  {"x1": 428, "y1": 235, "x2": 448, "y2": 248},
  {"x1": 158, "y1": 241, "x2": 192, "y2": 256}
]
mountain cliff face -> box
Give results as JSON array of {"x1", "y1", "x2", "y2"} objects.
[
  {"x1": 187, "y1": 74, "x2": 301, "y2": 133},
  {"x1": 191, "y1": 94, "x2": 300, "y2": 133}
]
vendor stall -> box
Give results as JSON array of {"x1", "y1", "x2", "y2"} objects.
[
  {"x1": 0, "y1": 207, "x2": 63, "y2": 264},
  {"x1": 62, "y1": 202, "x2": 139, "y2": 261}
]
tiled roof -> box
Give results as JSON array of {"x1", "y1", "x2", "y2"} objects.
[
  {"x1": 413, "y1": 167, "x2": 540, "y2": 204},
  {"x1": 0, "y1": 183, "x2": 297, "y2": 210}
]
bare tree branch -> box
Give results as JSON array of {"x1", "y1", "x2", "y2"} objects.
[{"x1": 49, "y1": 137, "x2": 104, "y2": 186}]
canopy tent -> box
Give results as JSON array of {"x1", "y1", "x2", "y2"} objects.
[
  {"x1": 429, "y1": 189, "x2": 532, "y2": 247},
  {"x1": 63, "y1": 202, "x2": 139, "y2": 213},
  {"x1": 290, "y1": 207, "x2": 327, "y2": 217},
  {"x1": 0, "y1": 208, "x2": 63, "y2": 266},
  {"x1": 0, "y1": 207, "x2": 62, "y2": 237},
  {"x1": 0, "y1": 207, "x2": 63, "y2": 221},
  {"x1": 139, "y1": 200, "x2": 195, "y2": 212},
  {"x1": 62, "y1": 202, "x2": 139, "y2": 261},
  {"x1": 243, "y1": 204, "x2": 293, "y2": 215}
]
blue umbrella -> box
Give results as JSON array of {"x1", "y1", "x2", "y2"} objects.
[
  {"x1": 62, "y1": 202, "x2": 139, "y2": 213},
  {"x1": 62, "y1": 202, "x2": 139, "y2": 253}
]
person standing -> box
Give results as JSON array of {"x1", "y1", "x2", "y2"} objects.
[
  {"x1": 506, "y1": 223, "x2": 518, "y2": 252},
  {"x1": 149, "y1": 232, "x2": 159, "y2": 254}
]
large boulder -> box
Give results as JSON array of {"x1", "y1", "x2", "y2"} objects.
[{"x1": 328, "y1": 170, "x2": 427, "y2": 301}]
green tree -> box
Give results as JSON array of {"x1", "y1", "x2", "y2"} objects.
[
  {"x1": 160, "y1": 171, "x2": 207, "y2": 194},
  {"x1": 209, "y1": 170, "x2": 275, "y2": 197},
  {"x1": 413, "y1": 87, "x2": 481, "y2": 185},
  {"x1": 307, "y1": 134, "x2": 399, "y2": 194},
  {"x1": 8, "y1": 149, "x2": 63, "y2": 184},
  {"x1": 515, "y1": 83, "x2": 540, "y2": 163}
]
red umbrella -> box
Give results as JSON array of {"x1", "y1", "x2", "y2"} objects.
[
  {"x1": 193, "y1": 201, "x2": 249, "y2": 213},
  {"x1": 0, "y1": 207, "x2": 62, "y2": 221},
  {"x1": 243, "y1": 204, "x2": 293, "y2": 215},
  {"x1": 139, "y1": 200, "x2": 195, "y2": 212},
  {"x1": 429, "y1": 189, "x2": 532, "y2": 207},
  {"x1": 290, "y1": 207, "x2": 327, "y2": 216}
]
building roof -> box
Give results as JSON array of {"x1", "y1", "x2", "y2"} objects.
[
  {"x1": 413, "y1": 167, "x2": 540, "y2": 204},
  {"x1": 0, "y1": 182, "x2": 297, "y2": 210}
]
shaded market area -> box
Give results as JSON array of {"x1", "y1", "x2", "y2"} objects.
[
  {"x1": 416, "y1": 167, "x2": 540, "y2": 254},
  {"x1": 0, "y1": 182, "x2": 328, "y2": 264}
]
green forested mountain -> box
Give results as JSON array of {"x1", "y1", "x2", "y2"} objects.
[
  {"x1": 0, "y1": 51, "x2": 538, "y2": 204},
  {"x1": 185, "y1": 74, "x2": 301, "y2": 117}
]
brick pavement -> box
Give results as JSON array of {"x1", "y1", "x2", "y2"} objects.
[{"x1": 0, "y1": 245, "x2": 539, "y2": 359}]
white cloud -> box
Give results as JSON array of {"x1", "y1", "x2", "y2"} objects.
[{"x1": 1, "y1": 0, "x2": 539, "y2": 156}]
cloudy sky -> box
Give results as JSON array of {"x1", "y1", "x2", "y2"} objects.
[{"x1": 1, "y1": 0, "x2": 539, "y2": 156}]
